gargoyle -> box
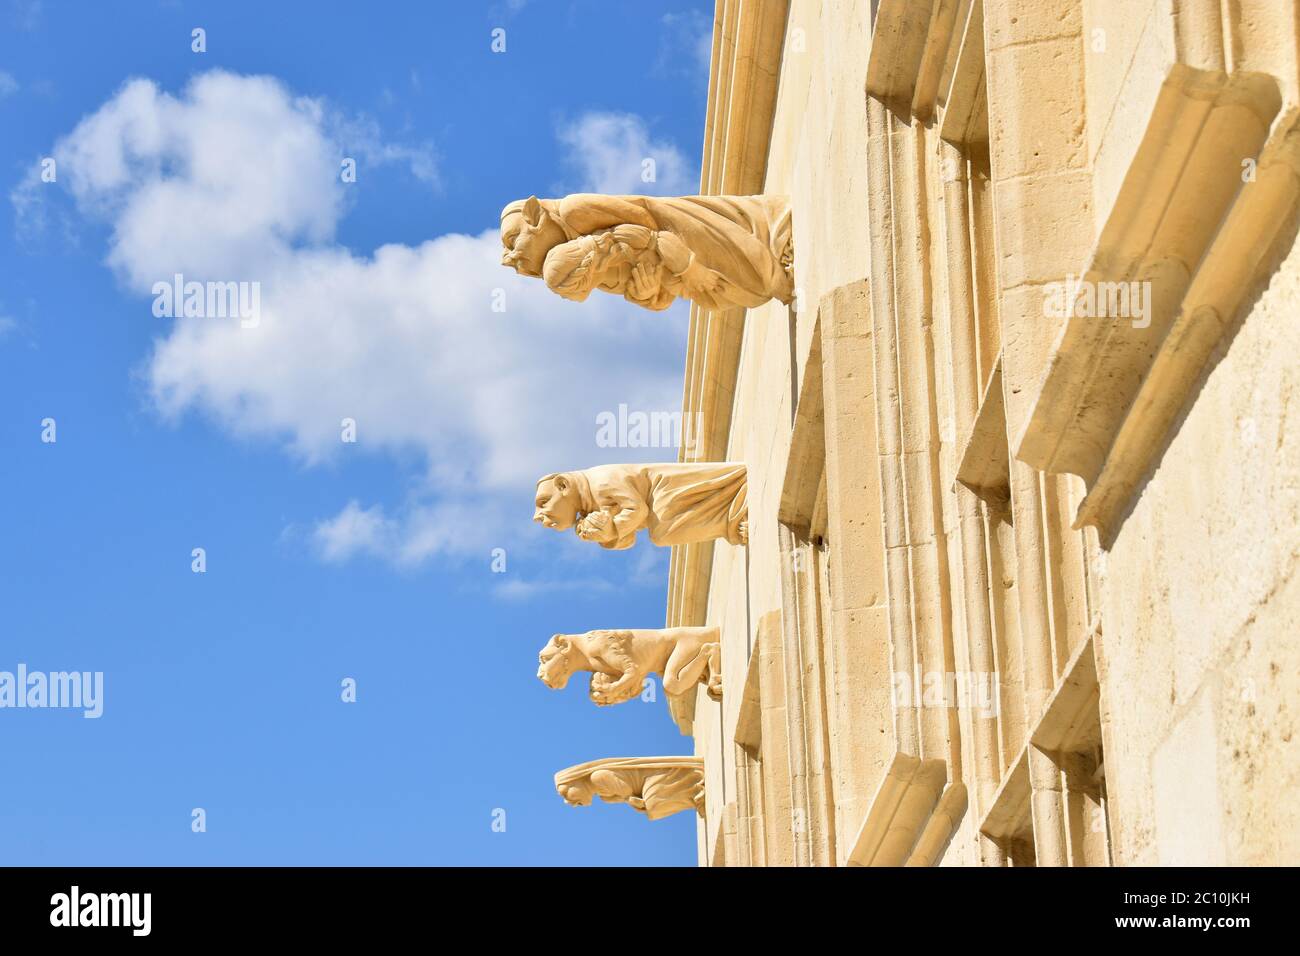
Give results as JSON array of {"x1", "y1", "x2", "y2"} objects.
[
  {"x1": 537, "y1": 626, "x2": 722, "y2": 706},
  {"x1": 501, "y1": 193, "x2": 792, "y2": 312},
  {"x1": 554, "y1": 757, "x2": 705, "y2": 821},
  {"x1": 533, "y1": 462, "x2": 748, "y2": 549}
]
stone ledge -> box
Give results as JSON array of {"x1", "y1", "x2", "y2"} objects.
[
  {"x1": 979, "y1": 745, "x2": 1031, "y2": 845},
  {"x1": 955, "y1": 356, "x2": 1009, "y2": 508},
  {"x1": 865, "y1": 0, "x2": 935, "y2": 110},
  {"x1": 1075, "y1": 108, "x2": 1300, "y2": 533},
  {"x1": 937, "y1": 0, "x2": 985, "y2": 145},
  {"x1": 847, "y1": 751, "x2": 952, "y2": 865},
  {"x1": 1031, "y1": 627, "x2": 1102, "y2": 755},
  {"x1": 1015, "y1": 65, "x2": 1282, "y2": 538},
  {"x1": 733, "y1": 635, "x2": 763, "y2": 750}
]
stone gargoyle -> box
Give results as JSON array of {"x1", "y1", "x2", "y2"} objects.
[
  {"x1": 533, "y1": 462, "x2": 748, "y2": 549},
  {"x1": 500, "y1": 193, "x2": 792, "y2": 312},
  {"x1": 537, "y1": 626, "x2": 722, "y2": 706},
  {"x1": 554, "y1": 756, "x2": 705, "y2": 821}
]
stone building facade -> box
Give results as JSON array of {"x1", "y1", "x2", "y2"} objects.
[{"x1": 667, "y1": 0, "x2": 1300, "y2": 866}]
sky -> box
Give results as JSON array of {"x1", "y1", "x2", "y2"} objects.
[{"x1": 0, "y1": 0, "x2": 715, "y2": 865}]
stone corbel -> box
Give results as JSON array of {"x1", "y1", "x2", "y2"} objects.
[
  {"x1": 1015, "y1": 65, "x2": 1286, "y2": 539},
  {"x1": 866, "y1": 0, "x2": 936, "y2": 113},
  {"x1": 867, "y1": 0, "x2": 984, "y2": 132},
  {"x1": 554, "y1": 757, "x2": 705, "y2": 821},
  {"x1": 955, "y1": 357, "x2": 1010, "y2": 510},
  {"x1": 847, "y1": 752, "x2": 966, "y2": 866}
]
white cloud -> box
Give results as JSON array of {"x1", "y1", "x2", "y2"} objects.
[
  {"x1": 313, "y1": 500, "x2": 391, "y2": 563},
  {"x1": 52, "y1": 74, "x2": 342, "y2": 286},
  {"x1": 29, "y1": 70, "x2": 688, "y2": 569},
  {"x1": 0, "y1": 71, "x2": 18, "y2": 98},
  {"x1": 557, "y1": 112, "x2": 696, "y2": 196},
  {"x1": 328, "y1": 110, "x2": 438, "y2": 188},
  {"x1": 13, "y1": 72, "x2": 435, "y2": 253}
]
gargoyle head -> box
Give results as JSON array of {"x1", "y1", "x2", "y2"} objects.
[
  {"x1": 537, "y1": 634, "x2": 575, "y2": 689},
  {"x1": 500, "y1": 196, "x2": 566, "y2": 279},
  {"x1": 533, "y1": 472, "x2": 580, "y2": 531},
  {"x1": 556, "y1": 779, "x2": 594, "y2": 808}
]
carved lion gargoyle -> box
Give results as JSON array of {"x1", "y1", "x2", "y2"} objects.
[
  {"x1": 533, "y1": 462, "x2": 748, "y2": 549},
  {"x1": 554, "y1": 756, "x2": 705, "y2": 821},
  {"x1": 500, "y1": 193, "x2": 792, "y2": 312},
  {"x1": 537, "y1": 626, "x2": 722, "y2": 706}
]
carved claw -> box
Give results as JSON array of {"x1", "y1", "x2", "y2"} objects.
[
  {"x1": 589, "y1": 673, "x2": 618, "y2": 706},
  {"x1": 589, "y1": 671, "x2": 643, "y2": 706},
  {"x1": 706, "y1": 674, "x2": 723, "y2": 702}
]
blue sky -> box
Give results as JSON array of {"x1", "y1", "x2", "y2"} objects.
[{"x1": 0, "y1": 0, "x2": 714, "y2": 865}]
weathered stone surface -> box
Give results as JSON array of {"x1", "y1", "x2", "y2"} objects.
[
  {"x1": 534, "y1": 462, "x2": 748, "y2": 549},
  {"x1": 535, "y1": 0, "x2": 1300, "y2": 868},
  {"x1": 501, "y1": 194, "x2": 792, "y2": 311},
  {"x1": 554, "y1": 757, "x2": 705, "y2": 821},
  {"x1": 537, "y1": 626, "x2": 722, "y2": 706}
]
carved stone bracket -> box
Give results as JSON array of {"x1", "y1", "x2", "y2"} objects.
[
  {"x1": 554, "y1": 757, "x2": 705, "y2": 821},
  {"x1": 1015, "y1": 65, "x2": 1287, "y2": 539}
]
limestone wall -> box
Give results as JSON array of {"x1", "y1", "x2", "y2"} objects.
[
  {"x1": 1100, "y1": 196, "x2": 1300, "y2": 866},
  {"x1": 683, "y1": 0, "x2": 1299, "y2": 866}
]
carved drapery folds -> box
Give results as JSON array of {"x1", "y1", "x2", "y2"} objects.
[
  {"x1": 533, "y1": 462, "x2": 748, "y2": 548},
  {"x1": 500, "y1": 193, "x2": 793, "y2": 311},
  {"x1": 537, "y1": 626, "x2": 722, "y2": 706},
  {"x1": 554, "y1": 757, "x2": 705, "y2": 820}
]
